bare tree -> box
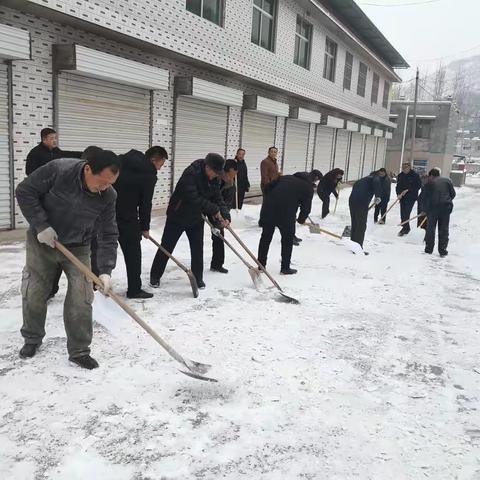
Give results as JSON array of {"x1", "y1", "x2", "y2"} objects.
[{"x1": 433, "y1": 62, "x2": 447, "y2": 100}]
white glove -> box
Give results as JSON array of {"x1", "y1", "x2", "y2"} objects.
[
  {"x1": 37, "y1": 227, "x2": 57, "y2": 248},
  {"x1": 98, "y1": 274, "x2": 112, "y2": 296},
  {"x1": 375, "y1": 197, "x2": 382, "y2": 205}
]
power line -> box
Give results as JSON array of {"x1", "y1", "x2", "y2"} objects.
[{"x1": 358, "y1": 0, "x2": 441, "y2": 6}]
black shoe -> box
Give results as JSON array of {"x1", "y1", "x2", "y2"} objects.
[
  {"x1": 127, "y1": 289, "x2": 154, "y2": 299},
  {"x1": 210, "y1": 266, "x2": 228, "y2": 274},
  {"x1": 197, "y1": 280, "x2": 206, "y2": 289},
  {"x1": 424, "y1": 248, "x2": 433, "y2": 254},
  {"x1": 293, "y1": 239, "x2": 300, "y2": 246},
  {"x1": 294, "y1": 236, "x2": 302, "y2": 243},
  {"x1": 19, "y1": 343, "x2": 40, "y2": 359},
  {"x1": 280, "y1": 268, "x2": 297, "y2": 275},
  {"x1": 47, "y1": 284, "x2": 59, "y2": 300},
  {"x1": 398, "y1": 229, "x2": 407, "y2": 237},
  {"x1": 439, "y1": 251, "x2": 448, "y2": 258},
  {"x1": 69, "y1": 355, "x2": 99, "y2": 370},
  {"x1": 374, "y1": 219, "x2": 378, "y2": 224},
  {"x1": 378, "y1": 219, "x2": 385, "y2": 225},
  {"x1": 149, "y1": 278, "x2": 160, "y2": 288}
]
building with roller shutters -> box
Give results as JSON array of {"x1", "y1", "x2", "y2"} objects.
[{"x1": 0, "y1": 0, "x2": 408, "y2": 230}]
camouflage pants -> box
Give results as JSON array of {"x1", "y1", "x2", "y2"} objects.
[{"x1": 21, "y1": 229, "x2": 94, "y2": 358}]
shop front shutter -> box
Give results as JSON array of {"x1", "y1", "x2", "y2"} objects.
[
  {"x1": 283, "y1": 120, "x2": 310, "y2": 174},
  {"x1": 362, "y1": 135, "x2": 376, "y2": 177},
  {"x1": 241, "y1": 111, "x2": 276, "y2": 196},
  {"x1": 0, "y1": 64, "x2": 11, "y2": 230},
  {"x1": 347, "y1": 133, "x2": 363, "y2": 181},
  {"x1": 333, "y1": 129, "x2": 349, "y2": 172},
  {"x1": 57, "y1": 72, "x2": 150, "y2": 153},
  {"x1": 173, "y1": 97, "x2": 227, "y2": 186},
  {"x1": 313, "y1": 126, "x2": 333, "y2": 175}
]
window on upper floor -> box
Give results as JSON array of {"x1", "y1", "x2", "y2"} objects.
[
  {"x1": 357, "y1": 62, "x2": 367, "y2": 97},
  {"x1": 371, "y1": 73, "x2": 379, "y2": 104},
  {"x1": 323, "y1": 37, "x2": 337, "y2": 82},
  {"x1": 382, "y1": 81, "x2": 390, "y2": 108},
  {"x1": 343, "y1": 51, "x2": 353, "y2": 90},
  {"x1": 252, "y1": 0, "x2": 277, "y2": 52},
  {"x1": 186, "y1": 0, "x2": 223, "y2": 26},
  {"x1": 294, "y1": 16, "x2": 312, "y2": 69},
  {"x1": 408, "y1": 119, "x2": 433, "y2": 139}
]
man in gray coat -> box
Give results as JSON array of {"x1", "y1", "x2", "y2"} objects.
[{"x1": 15, "y1": 149, "x2": 120, "y2": 369}]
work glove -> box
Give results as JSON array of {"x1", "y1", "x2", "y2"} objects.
[
  {"x1": 37, "y1": 227, "x2": 58, "y2": 248},
  {"x1": 98, "y1": 274, "x2": 112, "y2": 296},
  {"x1": 375, "y1": 197, "x2": 382, "y2": 205}
]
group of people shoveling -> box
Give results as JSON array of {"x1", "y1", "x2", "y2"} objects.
[{"x1": 14, "y1": 128, "x2": 456, "y2": 379}]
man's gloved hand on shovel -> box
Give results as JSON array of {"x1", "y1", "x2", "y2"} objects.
[
  {"x1": 98, "y1": 274, "x2": 112, "y2": 296},
  {"x1": 37, "y1": 227, "x2": 58, "y2": 248}
]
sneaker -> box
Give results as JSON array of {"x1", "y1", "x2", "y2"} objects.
[
  {"x1": 127, "y1": 289, "x2": 154, "y2": 299},
  {"x1": 210, "y1": 266, "x2": 229, "y2": 274},
  {"x1": 280, "y1": 268, "x2": 297, "y2": 275},
  {"x1": 149, "y1": 278, "x2": 160, "y2": 288},
  {"x1": 197, "y1": 280, "x2": 206, "y2": 289},
  {"x1": 19, "y1": 343, "x2": 40, "y2": 359},
  {"x1": 69, "y1": 355, "x2": 99, "y2": 370}
]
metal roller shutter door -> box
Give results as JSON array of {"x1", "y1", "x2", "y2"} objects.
[
  {"x1": 57, "y1": 72, "x2": 150, "y2": 152},
  {"x1": 333, "y1": 130, "x2": 349, "y2": 172},
  {"x1": 313, "y1": 126, "x2": 333, "y2": 174},
  {"x1": 362, "y1": 135, "x2": 376, "y2": 177},
  {"x1": 347, "y1": 133, "x2": 363, "y2": 181},
  {"x1": 375, "y1": 138, "x2": 386, "y2": 169},
  {"x1": 283, "y1": 120, "x2": 309, "y2": 174},
  {"x1": 0, "y1": 65, "x2": 11, "y2": 230},
  {"x1": 241, "y1": 111, "x2": 275, "y2": 196},
  {"x1": 174, "y1": 97, "x2": 227, "y2": 186}
]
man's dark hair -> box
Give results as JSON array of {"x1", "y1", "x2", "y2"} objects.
[
  {"x1": 224, "y1": 159, "x2": 238, "y2": 172},
  {"x1": 428, "y1": 168, "x2": 441, "y2": 177},
  {"x1": 41, "y1": 128, "x2": 56, "y2": 140},
  {"x1": 87, "y1": 150, "x2": 121, "y2": 174},
  {"x1": 310, "y1": 169, "x2": 322, "y2": 181},
  {"x1": 82, "y1": 145, "x2": 103, "y2": 161},
  {"x1": 146, "y1": 146, "x2": 168, "y2": 161},
  {"x1": 378, "y1": 168, "x2": 387, "y2": 174},
  {"x1": 268, "y1": 146, "x2": 278, "y2": 153},
  {"x1": 236, "y1": 148, "x2": 245, "y2": 155}
]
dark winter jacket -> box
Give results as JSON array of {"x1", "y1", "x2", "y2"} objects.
[
  {"x1": 25, "y1": 143, "x2": 82, "y2": 176},
  {"x1": 114, "y1": 149, "x2": 157, "y2": 231},
  {"x1": 349, "y1": 174, "x2": 382, "y2": 209},
  {"x1": 166, "y1": 159, "x2": 230, "y2": 227},
  {"x1": 423, "y1": 177, "x2": 456, "y2": 213},
  {"x1": 220, "y1": 180, "x2": 236, "y2": 210},
  {"x1": 16, "y1": 159, "x2": 118, "y2": 275},
  {"x1": 396, "y1": 169, "x2": 422, "y2": 201},
  {"x1": 259, "y1": 173, "x2": 313, "y2": 227},
  {"x1": 317, "y1": 168, "x2": 343, "y2": 199},
  {"x1": 235, "y1": 158, "x2": 250, "y2": 193},
  {"x1": 378, "y1": 175, "x2": 391, "y2": 202}
]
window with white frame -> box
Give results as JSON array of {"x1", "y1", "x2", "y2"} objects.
[
  {"x1": 186, "y1": 0, "x2": 223, "y2": 26},
  {"x1": 343, "y1": 51, "x2": 353, "y2": 90},
  {"x1": 251, "y1": 0, "x2": 276, "y2": 52},
  {"x1": 294, "y1": 16, "x2": 312, "y2": 69},
  {"x1": 357, "y1": 62, "x2": 367, "y2": 97},
  {"x1": 371, "y1": 73, "x2": 379, "y2": 104},
  {"x1": 382, "y1": 80, "x2": 390, "y2": 108},
  {"x1": 323, "y1": 37, "x2": 337, "y2": 82}
]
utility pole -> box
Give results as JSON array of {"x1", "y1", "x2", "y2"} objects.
[{"x1": 409, "y1": 67, "x2": 419, "y2": 164}]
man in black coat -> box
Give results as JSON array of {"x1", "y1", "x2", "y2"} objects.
[
  {"x1": 210, "y1": 160, "x2": 237, "y2": 273},
  {"x1": 150, "y1": 153, "x2": 230, "y2": 289},
  {"x1": 422, "y1": 168, "x2": 456, "y2": 257},
  {"x1": 115, "y1": 146, "x2": 168, "y2": 298},
  {"x1": 373, "y1": 168, "x2": 391, "y2": 224},
  {"x1": 396, "y1": 162, "x2": 422, "y2": 236},
  {"x1": 317, "y1": 168, "x2": 344, "y2": 218},
  {"x1": 25, "y1": 128, "x2": 82, "y2": 175},
  {"x1": 257, "y1": 173, "x2": 313, "y2": 275},
  {"x1": 349, "y1": 173, "x2": 382, "y2": 250},
  {"x1": 234, "y1": 148, "x2": 250, "y2": 209}
]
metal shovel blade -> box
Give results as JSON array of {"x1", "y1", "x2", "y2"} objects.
[
  {"x1": 184, "y1": 359, "x2": 212, "y2": 375},
  {"x1": 186, "y1": 270, "x2": 199, "y2": 298},
  {"x1": 342, "y1": 225, "x2": 351, "y2": 238},
  {"x1": 277, "y1": 291, "x2": 300, "y2": 304},
  {"x1": 308, "y1": 224, "x2": 322, "y2": 234},
  {"x1": 178, "y1": 369, "x2": 218, "y2": 382},
  {"x1": 248, "y1": 267, "x2": 262, "y2": 290}
]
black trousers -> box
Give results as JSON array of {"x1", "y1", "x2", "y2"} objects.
[
  {"x1": 235, "y1": 189, "x2": 247, "y2": 210},
  {"x1": 349, "y1": 201, "x2": 368, "y2": 248},
  {"x1": 211, "y1": 228, "x2": 225, "y2": 269},
  {"x1": 150, "y1": 219, "x2": 204, "y2": 282},
  {"x1": 400, "y1": 197, "x2": 416, "y2": 231},
  {"x1": 258, "y1": 223, "x2": 295, "y2": 270},
  {"x1": 425, "y1": 206, "x2": 451, "y2": 254},
  {"x1": 118, "y1": 224, "x2": 142, "y2": 295},
  {"x1": 319, "y1": 193, "x2": 330, "y2": 219},
  {"x1": 374, "y1": 199, "x2": 388, "y2": 222}
]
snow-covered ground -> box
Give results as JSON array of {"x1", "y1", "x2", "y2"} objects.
[{"x1": 1, "y1": 180, "x2": 480, "y2": 480}]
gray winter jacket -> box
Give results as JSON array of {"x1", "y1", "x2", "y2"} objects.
[
  {"x1": 16, "y1": 159, "x2": 118, "y2": 275},
  {"x1": 423, "y1": 176, "x2": 456, "y2": 213}
]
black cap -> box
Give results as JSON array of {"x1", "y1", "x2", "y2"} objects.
[{"x1": 205, "y1": 153, "x2": 225, "y2": 174}]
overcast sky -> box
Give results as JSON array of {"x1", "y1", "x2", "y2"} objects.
[{"x1": 358, "y1": 0, "x2": 480, "y2": 78}]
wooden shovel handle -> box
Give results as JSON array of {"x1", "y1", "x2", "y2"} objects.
[
  {"x1": 305, "y1": 222, "x2": 342, "y2": 240},
  {"x1": 149, "y1": 235, "x2": 189, "y2": 274}
]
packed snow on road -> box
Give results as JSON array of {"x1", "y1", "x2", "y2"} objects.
[{"x1": 1, "y1": 181, "x2": 479, "y2": 480}]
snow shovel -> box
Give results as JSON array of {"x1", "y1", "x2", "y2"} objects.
[
  {"x1": 333, "y1": 188, "x2": 339, "y2": 215},
  {"x1": 225, "y1": 224, "x2": 300, "y2": 305},
  {"x1": 305, "y1": 221, "x2": 343, "y2": 240},
  {"x1": 398, "y1": 213, "x2": 426, "y2": 226},
  {"x1": 55, "y1": 241, "x2": 216, "y2": 382},
  {"x1": 378, "y1": 189, "x2": 408, "y2": 224},
  {"x1": 148, "y1": 235, "x2": 199, "y2": 298},
  {"x1": 419, "y1": 216, "x2": 427, "y2": 229},
  {"x1": 202, "y1": 215, "x2": 261, "y2": 290}
]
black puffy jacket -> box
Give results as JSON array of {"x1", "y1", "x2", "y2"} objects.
[
  {"x1": 349, "y1": 174, "x2": 382, "y2": 209},
  {"x1": 25, "y1": 143, "x2": 82, "y2": 175},
  {"x1": 317, "y1": 168, "x2": 343, "y2": 198},
  {"x1": 396, "y1": 170, "x2": 422, "y2": 201},
  {"x1": 423, "y1": 177, "x2": 456, "y2": 213}
]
